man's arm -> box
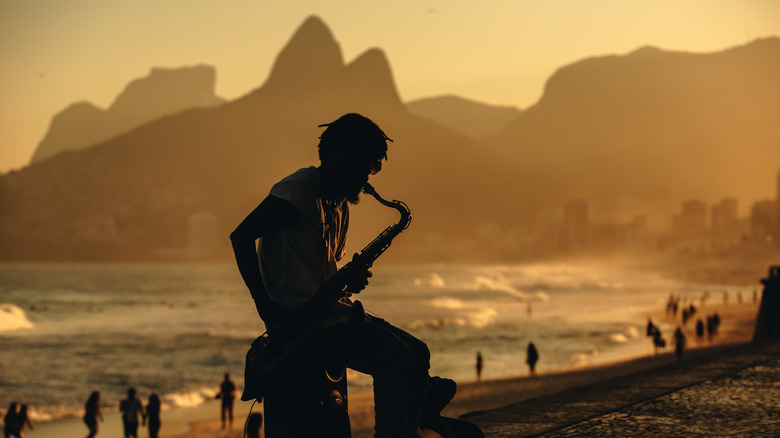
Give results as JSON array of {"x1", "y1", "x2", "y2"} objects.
[{"x1": 230, "y1": 195, "x2": 300, "y2": 328}]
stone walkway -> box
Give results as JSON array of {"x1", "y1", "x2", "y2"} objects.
[{"x1": 463, "y1": 340, "x2": 780, "y2": 437}]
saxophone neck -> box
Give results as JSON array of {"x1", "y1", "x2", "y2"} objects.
[
  {"x1": 362, "y1": 183, "x2": 411, "y2": 229},
  {"x1": 362, "y1": 182, "x2": 380, "y2": 200}
]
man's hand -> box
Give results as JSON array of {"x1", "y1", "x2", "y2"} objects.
[
  {"x1": 346, "y1": 258, "x2": 373, "y2": 295},
  {"x1": 347, "y1": 269, "x2": 372, "y2": 295}
]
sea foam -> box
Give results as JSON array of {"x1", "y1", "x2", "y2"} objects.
[
  {"x1": 0, "y1": 303, "x2": 34, "y2": 333},
  {"x1": 163, "y1": 387, "x2": 216, "y2": 408}
]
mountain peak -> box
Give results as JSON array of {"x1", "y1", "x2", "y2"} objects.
[
  {"x1": 341, "y1": 48, "x2": 402, "y2": 106},
  {"x1": 31, "y1": 65, "x2": 223, "y2": 163},
  {"x1": 263, "y1": 15, "x2": 344, "y2": 91},
  {"x1": 629, "y1": 45, "x2": 664, "y2": 57},
  {"x1": 110, "y1": 65, "x2": 221, "y2": 116}
]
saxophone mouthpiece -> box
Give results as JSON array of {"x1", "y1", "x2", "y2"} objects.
[{"x1": 362, "y1": 183, "x2": 376, "y2": 196}]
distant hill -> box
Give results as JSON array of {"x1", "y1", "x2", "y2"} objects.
[
  {"x1": 30, "y1": 65, "x2": 224, "y2": 163},
  {"x1": 0, "y1": 16, "x2": 552, "y2": 262},
  {"x1": 485, "y1": 38, "x2": 780, "y2": 224},
  {"x1": 5, "y1": 17, "x2": 777, "y2": 262},
  {"x1": 406, "y1": 95, "x2": 522, "y2": 139}
]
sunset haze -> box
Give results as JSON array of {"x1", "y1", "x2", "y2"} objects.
[{"x1": 2, "y1": 0, "x2": 779, "y2": 172}]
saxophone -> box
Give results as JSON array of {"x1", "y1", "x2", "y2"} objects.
[
  {"x1": 302, "y1": 182, "x2": 411, "y2": 310},
  {"x1": 247, "y1": 183, "x2": 411, "y2": 377}
]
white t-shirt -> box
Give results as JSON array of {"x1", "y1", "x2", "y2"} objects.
[{"x1": 258, "y1": 167, "x2": 348, "y2": 311}]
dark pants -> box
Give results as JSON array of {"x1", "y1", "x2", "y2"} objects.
[
  {"x1": 221, "y1": 398, "x2": 234, "y2": 423},
  {"x1": 122, "y1": 420, "x2": 138, "y2": 438},
  {"x1": 336, "y1": 315, "x2": 430, "y2": 438}
]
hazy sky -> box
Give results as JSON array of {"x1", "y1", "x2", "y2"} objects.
[{"x1": 2, "y1": 0, "x2": 779, "y2": 173}]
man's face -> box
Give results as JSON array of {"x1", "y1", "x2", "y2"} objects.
[{"x1": 330, "y1": 146, "x2": 383, "y2": 204}]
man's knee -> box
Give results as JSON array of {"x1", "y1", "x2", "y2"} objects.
[{"x1": 404, "y1": 336, "x2": 430, "y2": 372}]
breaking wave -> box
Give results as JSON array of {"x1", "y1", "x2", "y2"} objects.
[
  {"x1": 0, "y1": 303, "x2": 34, "y2": 333},
  {"x1": 162, "y1": 387, "x2": 216, "y2": 408},
  {"x1": 571, "y1": 350, "x2": 599, "y2": 367},
  {"x1": 406, "y1": 297, "x2": 497, "y2": 329},
  {"x1": 607, "y1": 326, "x2": 641, "y2": 344}
]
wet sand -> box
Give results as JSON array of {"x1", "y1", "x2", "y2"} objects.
[{"x1": 166, "y1": 300, "x2": 758, "y2": 438}]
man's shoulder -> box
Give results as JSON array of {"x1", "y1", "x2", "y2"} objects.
[
  {"x1": 277, "y1": 167, "x2": 319, "y2": 186},
  {"x1": 271, "y1": 167, "x2": 321, "y2": 206}
]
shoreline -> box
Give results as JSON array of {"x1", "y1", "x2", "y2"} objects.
[
  {"x1": 161, "y1": 300, "x2": 757, "y2": 438},
  {"x1": 25, "y1": 301, "x2": 756, "y2": 438},
  {"x1": 16, "y1": 257, "x2": 765, "y2": 438}
]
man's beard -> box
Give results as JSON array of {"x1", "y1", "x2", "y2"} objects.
[{"x1": 333, "y1": 172, "x2": 367, "y2": 205}]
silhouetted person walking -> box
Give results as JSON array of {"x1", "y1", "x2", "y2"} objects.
[
  {"x1": 3, "y1": 402, "x2": 18, "y2": 438},
  {"x1": 674, "y1": 327, "x2": 686, "y2": 360},
  {"x1": 696, "y1": 319, "x2": 705, "y2": 343},
  {"x1": 216, "y1": 373, "x2": 236, "y2": 429},
  {"x1": 143, "y1": 393, "x2": 161, "y2": 438},
  {"x1": 707, "y1": 312, "x2": 721, "y2": 342},
  {"x1": 646, "y1": 319, "x2": 656, "y2": 337},
  {"x1": 475, "y1": 351, "x2": 484, "y2": 381},
  {"x1": 119, "y1": 388, "x2": 143, "y2": 438},
  {"x1": 15, "y1": 405, "x2": 32, "y2": 438},
  {"x1": 652, "y1": 328, "x2": 666, "y2": 354},
  {"x1": 83, "y1": 391, "x2": 103, "y2": 438},
  {"x1": 232, "y1": 113, "x2": 431, "y2": 438},
  {"x1": 526, "y1": 342, "x2": 539, "y2": 377}
]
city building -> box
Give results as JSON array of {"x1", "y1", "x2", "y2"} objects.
[
  {"x1": 672, "y1": 199, "x2": 707, "y2": 239},
  {"x1": 711, "y1": 198, "x2": 738, "y2": 245}
]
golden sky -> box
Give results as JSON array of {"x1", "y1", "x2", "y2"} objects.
[{"x1": 1, "y1": 0, "x2": 779, "y2": 173}]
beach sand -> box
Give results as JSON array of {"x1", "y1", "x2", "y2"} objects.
[{"x1": 164, "y1": 299, "x2": 760, "y2": 438}]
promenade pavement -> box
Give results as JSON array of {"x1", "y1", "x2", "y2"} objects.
[{"x1": 463, "y1": 339, "x2": 780, "y2": 437}]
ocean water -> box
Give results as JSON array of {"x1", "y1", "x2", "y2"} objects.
[{"x1": 0, "y1": 262, "x2": 738, "y2": 426}]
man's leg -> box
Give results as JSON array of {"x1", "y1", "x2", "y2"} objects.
[
  {"x1": 341, "y1": 316, "x2": 430, "y2": 438},
  {"x1": 377, "y1": 320, "x2": 430, "y2": 434},
  {"x1": 129, "y1": 421, "x2": 139, "y2": 438}
]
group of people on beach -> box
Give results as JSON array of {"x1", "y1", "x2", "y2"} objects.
[
  {"x1": 82, "y1": 388, "x2": 161, "y2": 438},
  {"x1": 2, "y1": 402, "x2": 33, "y2": 438},
  {"x1": 79, "y1": 372, "x2": 235, "y2": 438},
  {"x1": 647, "y1": 291, "x2": 735, "y2": 359}
]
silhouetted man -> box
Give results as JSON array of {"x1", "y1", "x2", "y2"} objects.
[
  {"x1": 231, "y1": 113, "x2": 430, "y2": 438},
  {"x1": 119, "y1": 388, "x2": 143, "y2": 438},
  {"x1": 674, "y1": 327, "x2": 686, "y2": 360},
  {"x1": 216, "y1": 372, "x2": 236, "y2": 429}
]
